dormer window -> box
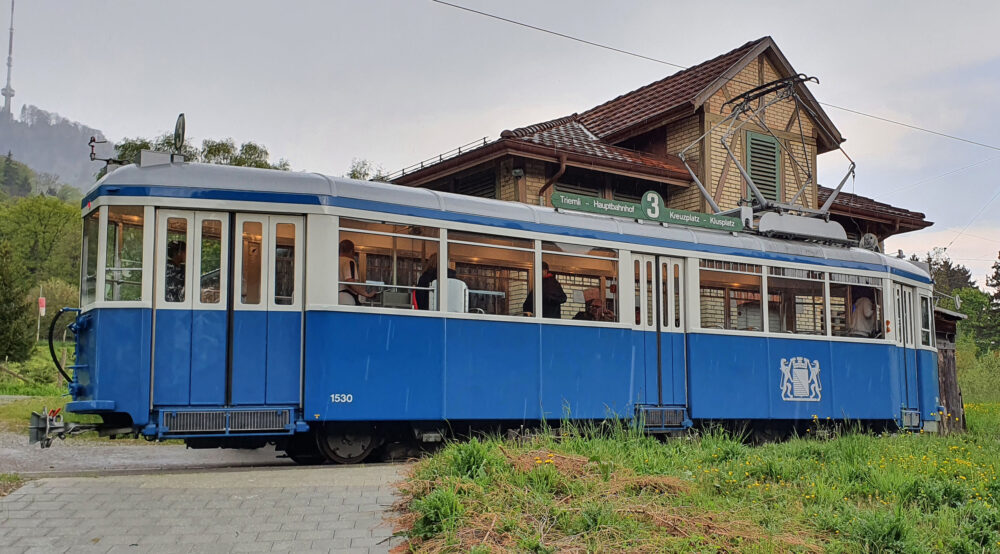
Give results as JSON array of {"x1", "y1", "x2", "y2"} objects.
[{"x1": 746, "y1": 131, "x2": 781, "y2": 202}]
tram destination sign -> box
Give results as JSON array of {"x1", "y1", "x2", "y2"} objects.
[{"x1": 551, "y1": 190, "x2": 744, "y2": 232}]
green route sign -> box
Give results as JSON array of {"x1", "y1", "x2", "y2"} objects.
[{"x1": 550, "y1": 190, "x2": 744, "y2": 232}]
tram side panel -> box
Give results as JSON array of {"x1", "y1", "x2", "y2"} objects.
[
  {"x1": 303, "y1": 310, "x2": 644, "y2": 424},
  {"x1": 539, "y1": 324, "x2": 636, "y2": 420},
  {"x1": 304, "y1": 311, "x2": 447, "y2": 422},
  {"x1": 687, "y1": 334, "x2": 904, "y2": 422},
  {"x1": 67, "y1": 308, "x2": 153, "y2": 427}
]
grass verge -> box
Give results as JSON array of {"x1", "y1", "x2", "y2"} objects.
[
  {"x1": 396, "y1": 405, "x2": 1000, "y2": 553},
  {"x1": 0, "y1": 473, "x2": 24, "y2": 497}
]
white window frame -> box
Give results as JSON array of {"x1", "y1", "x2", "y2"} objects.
[
  {"x1": 154, "y1": 209, "x2": 194, "y2": 310},
  {"x1": 192, "y1": 212, "x2": 229, "y2": 312},
  {"x1": 268, "y1": 215, "x2": 303, "y2": 312},
  {"x1": 234, "y1": 213, "x2": 270, "y2": 312}
]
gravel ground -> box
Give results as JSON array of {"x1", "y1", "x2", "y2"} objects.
[{"x1": 0, "y1": 431, "x2": 293, "y2": 477}]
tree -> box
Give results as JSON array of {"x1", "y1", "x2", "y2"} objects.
[
  {"x1": 0, "y1": 241, "x2": 36, "y2": 362},
  {"x1": 1, "y1": 151, "x2": 32, "y2": 198},
  {"x1": 0, "y1": 195, "x2": 81, "y2": 284},
  {"x1": 97, "y1": 134, "x2": 289, "y2": 179},
  {"x1": 345, "y1": 158, "x2": 389, "y2": 182},
  {"x1": 955, "y1": 286, "x2": 1000, "y2": 353},
  {"x1": 925, "y1": 248, "x2": 975, "y2": 298},
  {"x1": 33, "y1": 277, "x2": 79, "y2": 340},
  {"x1": 201, "y1": 138, "x2": 290, "y2": 170}
]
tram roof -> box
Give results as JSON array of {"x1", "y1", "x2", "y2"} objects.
[{"x1": 90, "y1": 162, "x2": 931, "y2": 283}]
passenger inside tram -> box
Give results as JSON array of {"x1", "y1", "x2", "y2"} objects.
[
  {"x1": 573, "y1": 288, "x2": 616, "y2": 321},
  {"x1": 522, "y1": 262, "x2": 567, "y2": 318},
  {"x1": 338, "y1": 239, "x2": 376, "y2": 306},
  {"x1": 415, "y1": 252, "x2": 456, "y2": 310},
  {"x1": 165, "y1": 240, "x2": 187, "y2": 303}
]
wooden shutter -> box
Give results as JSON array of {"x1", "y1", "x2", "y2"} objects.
[
  {"x1": 746, "y1": 132, "x2": 781, "y2": 202},
  {"x1": 453, "y1": 169, "x2": 497, "y2": 199}
]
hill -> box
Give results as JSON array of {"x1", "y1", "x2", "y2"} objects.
[{"x1": 0, "y1": 105, "x2": 108, "y2": 189}]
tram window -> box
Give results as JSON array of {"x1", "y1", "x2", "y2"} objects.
[
  {"x1": 274, "y1": 223, "x2": 296, "y2": 306},
  {"x1": 541, "y1": 243, "x2": 618, "y2": 321},
  {"x1": 340, "y1": 218, "x2": 439, "y2": 238},
  {"x1": 920, "y1": 295, "x2": 933, "y2": 346},
  {"x1": 829, "y1": 273, "x2": 883, "y2": 339},
  {"x1": 241, "y1": 221, "x2": 262, "y2": 305},
  {"x1": 105, "y1": 206, "x2": 144, "y2": 302},
  {"x1": 200, "y1": 220, "x2": 222, "y2": 304},
  {"x1": 81, "y1": 210, "x2": 99, "y2": 305},
  {"x1": 767, "y1": 267, "x2": 826, "y2": 335},
  {"x1": 699, "y1": 260, "x2": 762, "y2": 331},
  {"x1": 448, "y1": 230, "x2": 532, "y2": 316},
  {"x1": 673, "y1": 263, "x2": 682, "y2": 328},
  {"x1": 340, "y1": 218, "x2": 440, "y2": 310},
  {"x1": 164, "y1": 217, "x2": 187, "y2": 303}
]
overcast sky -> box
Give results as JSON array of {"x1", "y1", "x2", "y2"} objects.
[{"x1": 9, "y1": 1, "x2": 1000, "y2": 288}]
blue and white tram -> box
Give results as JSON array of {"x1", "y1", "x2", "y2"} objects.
[{"x1": 56, "y1": 158, "x2": 940, "y2": 463}]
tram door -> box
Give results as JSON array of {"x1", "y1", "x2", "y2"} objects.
[
  {"x1": 892, "y1": 283, "x2": 918, "y2": 410},
  {"x1": 231, "y1": 214, "x2": 303, "y2": 406},
  {"x1": 153, "y1": 211, "x2": 230, "y2": 407},
  {"x1": 633, "y1": 254, "x2": 687, "y2": 407}
]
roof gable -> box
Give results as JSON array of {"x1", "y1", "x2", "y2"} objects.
[{"x1": 577, "y1": 37, "x2": 843, "y2": 151}]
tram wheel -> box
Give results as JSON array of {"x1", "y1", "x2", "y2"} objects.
[{"x1": 315, "y1": 422, "x2": 377, "y2": 464}]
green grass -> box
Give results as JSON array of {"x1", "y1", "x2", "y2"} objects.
[
  {"x1": 0, "y1": 473, "x2": 23, "y2": 497},
  {"x1": 0, "y1": 395, "x2": 100, "y2": 433},
  {"x1": 0, "y1": 341, "x2": 74, "y2": 396},
  {"x1": 399, "y1": 407, "x2": 1000, "y2": 552}
]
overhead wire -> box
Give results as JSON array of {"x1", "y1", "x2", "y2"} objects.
[{"x1": 431, "y1": 0, "x2": 1000, "y2": 153}]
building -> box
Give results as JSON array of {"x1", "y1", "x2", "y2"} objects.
[{"x1": 390, "y1": 36, "x2": 931, "y2": 242}]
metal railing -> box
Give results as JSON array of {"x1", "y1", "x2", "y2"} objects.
[{"x1": 384, "y1": 137, "x2": 493, "y2": 181}]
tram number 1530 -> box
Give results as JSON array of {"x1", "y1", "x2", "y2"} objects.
[{"x1": 330, "y1": 393, "x2": 354, "y2": 403}]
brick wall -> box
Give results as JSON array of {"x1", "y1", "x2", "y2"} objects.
[
  {"x1": 524, "y1": 158, "x2": 550, "y2": 205},
  {"x1": 498, "y1": 158, "x2": 517, "y2": 202},
  {"x1": 664, "y1": 115, "x2": 704, "y2": 212}
]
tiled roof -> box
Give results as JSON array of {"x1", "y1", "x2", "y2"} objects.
[
  {"x1": 503, "y1": 115, "x2": 688, "y2": 175},
  {"x1": 578, "y1": 38, "x2": 767, "y2": 139},
  {"x1": 819, "y1": 185, "x2": 931, "y2": 227}
]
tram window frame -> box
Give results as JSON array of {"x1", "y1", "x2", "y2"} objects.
[
  {"x1": 81, "y1": 210, "x2": 100, "y2": 306},
  {"x1": 919, "y1": 294, "x2": 934, "y2": 347},
  {"x1": 766, "y1": 267, "x2": 827, "y2": 335},
  {"x1": 829, "y1": 273, "x2": 884, "y2": 339},
  {"x1": 338, "y1": 217, "x2": 441, "y2": 311},
  {"x1": 104, "y1": 206, "x2": 145, "y2": 302},
  {"x1": 698, "y1": 260, "x2": 763, "y2": 332},
  {"x1": 540, "y1": 242, "x2": 619, "y2": 322},
  {"x1": 447, "y1": 230, "x2": 534, "y2": 317}
]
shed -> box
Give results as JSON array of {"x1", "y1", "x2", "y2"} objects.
[{"x1": 935, "y1": 306, "x2": 967, "y2": 434}]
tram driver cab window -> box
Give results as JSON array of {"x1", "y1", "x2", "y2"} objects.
[
  {"x1": 829, "y1": 273, "x2": 884, "y2": 339},
  {"x1": 699, "y1": 260, "x2": 763, "y2": 331}
]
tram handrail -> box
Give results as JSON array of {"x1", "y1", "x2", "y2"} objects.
[{"x1": 48, "y1": 307, "x2": 79, "y2": 383}]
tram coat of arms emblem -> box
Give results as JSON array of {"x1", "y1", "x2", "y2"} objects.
[{"x1": 779, "y1": 357, "x2": 821, "y2": 402}]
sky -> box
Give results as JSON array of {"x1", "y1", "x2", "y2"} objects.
[{"x1": 7, "y1": 0, "x2": 1000, "y2": 288}]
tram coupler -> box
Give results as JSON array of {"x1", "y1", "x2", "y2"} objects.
[{"x1": 28, "y1": 407, "x2": 99, "y2": 448}]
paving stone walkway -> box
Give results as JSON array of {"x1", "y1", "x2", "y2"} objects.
[{"x1": 0, "y1": 464, "x2": 408, "y2": 553}]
